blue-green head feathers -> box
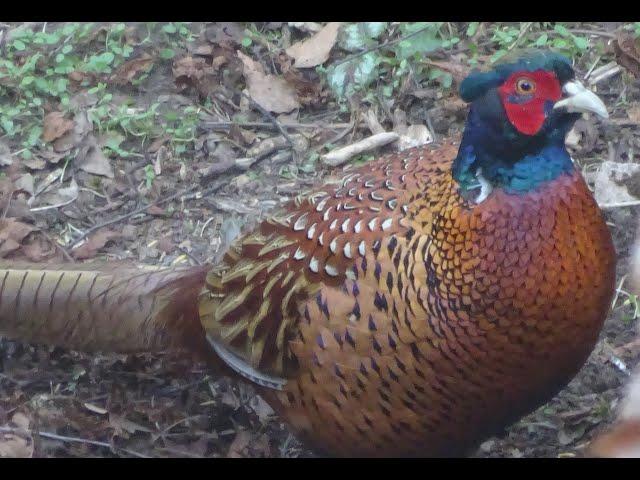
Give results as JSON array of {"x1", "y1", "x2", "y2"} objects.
[
  {"x1": 459, "y1": 50, "x2": 575, "y2": 103},
  {"x1": 453, "y1": 50, "x2": 579, "y2": 195}
]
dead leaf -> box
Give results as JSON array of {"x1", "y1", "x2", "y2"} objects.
[
  {"x1": 629, "y1": 104, "x2": 640, "y2": 124},
  {"x1": 147, "y1": 135, "x2": 170, "y2": 154},
  {"x1": 146, "y1": 205, "x2": 166, "y2": 216},
  {"x1": 285, "y1": 22, "x2": 342, "y2": 68},
  {"x1": 42, "y1": 112, "x2": 74, "y2": 143},
  {"x1": 157, "y1": 236, "x2": 175, "y2": 253},
  {"x1": 109, "y1": 414, "x2": 152, "y2": 436},
  {"x1": 249, "y1": 395, "x2": 275, "y2": 424},
  {"x1": 0, "y1": 141, "x2": 14, "y2": 166},
  {"x1": 14, "y1": 174, "x2": 34, "y2": 196},
  {"x1": 592, "y1": 161, "x2": 640, "y2": 206},
  {"x1": 0, "y1": 412, "x2": 33, "y2": 458},
  {"x1": 0, "y1": 218, "x2": 36, "y2": 248},
  {"x1": 227, "y1": 430, "x2": 251, "y2": 458},
  {"x1": 237, "y1": 51, "x2": 300, "y2": 114},
  {"x1": 76, "y1": 136, "x2": 114, "y2": 178},
  {"x1": 424, "y1": 59, "x2": 472, "y2": 85},
  {"x1": 22, "y1": 157, "x2": 47, "y2": 170},
  {"x1": 111, "y1": 53, "x2": 154, "y2": 85},
  {"x1": 614, "y1": 32, "x2": 640, "y2": 78},
  {"x1": 172, "y1": 56, "x2": 218, "y2": 97},
  {"x1": 34, "y1": 178, "x2": 79, "y2": 209},
  {"x1": 71, "y1": 228, "x2": 120, "y2": 260},
  {"x1": 205, "y1": 22, "x2": 245, "y2": 47},
  {"x1": 288, "y1": 22, "x2": 323, "y2": 33}
]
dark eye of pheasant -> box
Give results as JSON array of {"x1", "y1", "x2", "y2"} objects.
[{"x1": 515, "y1": 77, "x2": 536, "y2": 95}]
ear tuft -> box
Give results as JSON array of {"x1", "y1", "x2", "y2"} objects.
[{"x1": 459, "y1": 70, "x2": 501, "y2": 103}]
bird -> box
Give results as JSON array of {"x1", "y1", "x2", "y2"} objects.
[{"x1": 0, "y1": 50, "x2": 617, "y2": 457}]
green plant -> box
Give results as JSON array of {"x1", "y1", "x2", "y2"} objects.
[{"x1": 144, "y1": 164, "x2": 155, "y2": 188}]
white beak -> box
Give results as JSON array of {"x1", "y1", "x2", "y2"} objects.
[{"x1": 553, "y1": 81, "x2": 609, "y2": 119}]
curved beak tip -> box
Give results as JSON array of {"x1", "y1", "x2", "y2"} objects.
[{"x1": 554, "y1": 81, "x2": 609, "y2": 119}]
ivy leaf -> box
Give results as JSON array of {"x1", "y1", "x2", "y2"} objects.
[
  {"x1": 326, "y1": 52, "x2": 380, "y2": 99},
  {"x1": 339, "y1": 23, "x2": 388, "y2": 52},
  {"x1": 573, "y1": 36, "x2": 589, "y2": 50},
  {"x1": 395, "y1": 23, "x2": 441, "y2": 60}
]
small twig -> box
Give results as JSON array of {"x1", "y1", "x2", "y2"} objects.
[
  {"x1": 29, "y1": 196, "x2": 78, "y2": 213},
  {"x1": 203, "y1": 120, "x2": 351, "y2": 130},
  {"x1": 70, "y1": 185, "x2": 200, "y2": 249},
  {"x1": 611, "y1": 275, "x2": 626, "y2": 311},
  {"x1": 508, "y1": 22, "x2": 534, "y2": 51},
  {"x1": 0, "y1": 427, "x2": 149, "y2": 458},
  {"x1": 599, "y1": 200, "x2": 640, "y2": 209},
  {"x1": 568, "y1": 29, "x2": 617, "y2": 39},
  {"x1": 321, "y1": 132, "x2": 400, "y2": 167},
  {"x1": 37, "y1": 431, "x2": 149, "y2": 458},
  {"x1": 38, "y1": 228, "x2": 75, "y2": 264}
]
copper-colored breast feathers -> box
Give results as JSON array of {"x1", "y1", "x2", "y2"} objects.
[{"x1": 199, "y1": 139, "x2": 615, "y2": 456}]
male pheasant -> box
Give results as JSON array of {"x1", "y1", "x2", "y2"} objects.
[{"x1": 0, "y1": 50, "x2": 616, "y2": 457}]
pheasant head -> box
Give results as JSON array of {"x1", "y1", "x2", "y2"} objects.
[{"x1": 453, "y1": 50, "x2": 608, "y2": 200}]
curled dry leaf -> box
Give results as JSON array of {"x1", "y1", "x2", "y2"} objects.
[
  {"x1": 285, "y1": 22, "x2": 342, "y2": 68},
  {"x1": 0, "y1": 218, "x2": 37, "y2": 257},
  {"x1": 76, "y1": 136, "x2": 115, "y2": 178},
  {"x1": 71, "y1": 228, "x2": 121, "y2": 260},
  {"x1": 613, "y1": 32, "x2": 640, "y2": 79},
  {"x1": 237, "y1": 51, "x2": 300, "y2": 114},
  {"x1": 172, "y1": 56, "x2": 217, "y2": 96},
  {"x1": 111, "y1": 53, "x2": 154, "y2": 85},
  {"x1": 42, "y1": 112, "x2": 75, "y2": 143}
]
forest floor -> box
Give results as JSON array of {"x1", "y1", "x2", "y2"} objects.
[{"x1": 1, "y1": 22, "x2": 640, "y2": 457}]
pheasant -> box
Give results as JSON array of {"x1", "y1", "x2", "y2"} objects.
[{"x1": 0, "y1": 50, "x2": 616, "y2": 457}]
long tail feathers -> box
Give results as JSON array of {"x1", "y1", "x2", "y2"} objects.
[{"x1": 0, "y1": 263, "x2": 209, "y2": 355}]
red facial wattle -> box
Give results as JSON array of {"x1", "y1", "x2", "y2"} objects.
[{"x1": 498, "y1": 70, "x2": 562, "y2": 136}]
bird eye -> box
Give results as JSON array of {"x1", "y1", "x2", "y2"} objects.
[{"x1": 515, "y1": 77, "x2": 536, "y2": 95}]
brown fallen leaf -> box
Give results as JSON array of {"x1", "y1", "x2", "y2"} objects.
[
  {"x1": 629, "y1": 104, "x2": 640, "y2": 124},
  {"x1": 614, "y1": 32, "x2": 640, "y2": 78},
  {"x1": 172, "y1": 56, "x2": 218, "y2": 97},
  {"x1": 424, "y1": 59, "x2": 472, "y2": 86},
  {"x1": 0, "y1": 413, "x2": 34, "y2": 458},
  {"x1": 285, "y1": 22, "x2": 342, "y2": 68},
  {"x1": 237, "y1": 51, "x2": 300, "y2": 114},
  {"x1": 205, "y1": 22, "x2": 245, "y2": 48},
  {"x1": 42, "y1": 112, "x2": 74, "y2": 143},
  {"x1": 76, "y1": 135, "x2": 114, "y2": 178},
  {"x1": 109, "y1": 413, "x2": 152, "y2": 437},
  {"x1": 71, "y1": 228, "x2": 120, "y2": 260},
  {"x1": 111, "y1": 53, "x2": 154, "y2": 85},
  {"x1": 0, "y1": 218, "x2": 37, "y2": 257},
  {"x1": 227, "y1": 430, "x2": 251, "y2": 458}
]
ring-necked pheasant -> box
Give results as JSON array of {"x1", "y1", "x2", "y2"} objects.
[{"x1": 0, "y1": 50, "x2": 616, "y2": 457}]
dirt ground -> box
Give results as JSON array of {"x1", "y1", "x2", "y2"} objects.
[{"x1": 1, "y1": 22, "x2": 640, "y2": 457}]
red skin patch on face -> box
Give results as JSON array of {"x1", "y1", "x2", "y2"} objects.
[{"x1": 498, "y1": 70, "x2": 562, "y2": 136}]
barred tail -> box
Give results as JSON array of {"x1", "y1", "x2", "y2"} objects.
[{"x1": 0, "y1": 263, "x2": 208, "y2": 354}]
